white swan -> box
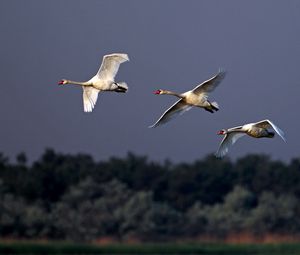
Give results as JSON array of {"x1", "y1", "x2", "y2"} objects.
[
  {"x1": 149, "y1": 69, "x2": 226, "y2": 128},
  {"x1": 59, "y1": 53, "x2": 129, "y2": 112},
  {"x1": 215, "y1": 119, "x2": 286, "y2": 158}
]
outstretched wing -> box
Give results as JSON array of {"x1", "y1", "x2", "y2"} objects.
[
  {"x1": 96, "y1": 53, "x2": 129, "y2": 81},
  {"x1": 215, "y1": 132, "x2": 246, "y2": 158},
  {"x1": 192, "y1": 69, "x2": 226, "y2": 96},
  {"x1": 253, "y1": 119, "x2": 286, "y2": 142},
  {"x1": 149, "y1": 99, "x2": 192, "y2": 128},
  {"x1": 82, "y1": 87, "x2": 100, "y2": 112}
]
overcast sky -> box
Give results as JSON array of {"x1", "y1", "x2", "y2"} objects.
[{"x1": 0, "y1": 1, "x2": 299, "y2": 163}]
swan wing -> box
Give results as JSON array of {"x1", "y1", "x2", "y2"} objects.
[
  {"x1": 192, "y1": 69, "x2": 226, "y2": 95},
  {"x1": 96, "y1": 53, "x2": 129, "y2": 81},
  {"x1": 149, "y1": 99, "x2": 191, "y2": 128},
  {"x1": 215, "y1": 132, "x2": 246, "y2": 158},
  {"x1": 82, "y1": 87, "x2": 100, "y2": 112},
  {"x1": 253, "y1": 119, "x2": 286, "y2": 142}
]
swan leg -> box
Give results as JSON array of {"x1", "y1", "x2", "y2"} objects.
[
  {"x1": 211, "y1": 105, "x2": 219, "y2": 111},
  {"x1": 115, "y1": 86, "x2": 127, "y2": 93},
  {"x1": 204, "y1": 107, "x2": 214, "y2": 113},
  {"x1": 208, "y1": 101, "x2": 219, "y2": 111},
  {"x1": 113, "y1": 82, "x2": 128, "y2": 93}
]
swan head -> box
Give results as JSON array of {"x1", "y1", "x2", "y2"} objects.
[
  {"x1": 217, "y1": 129, "x2": 227, "y2": 135},
  {"x1": 153, "y1": 89, "x2": 163, "y2": 95},
  {"x1": 58, "y1": 79, "x2": 68, "y2": 85}
]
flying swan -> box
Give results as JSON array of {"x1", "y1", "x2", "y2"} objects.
[
  {"x1": 215, "y1": 119, "x2": 286, "y2": 158},
  {"x1": 59, "y1": 53, "x2": 129, "y2": 112},
  {"x1": 149, "y1": 69, "x2": 226, "y2": 128}
]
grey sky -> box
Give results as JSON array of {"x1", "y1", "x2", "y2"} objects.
[{"x1": 0, "y1": 0, "x2": 299, "y2": 163}]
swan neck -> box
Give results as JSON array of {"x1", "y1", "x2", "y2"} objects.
[
  {"x1": 164, "y1": 90, "x2": 183, "y2": 98},
  {"x1": 66, "y1": 80, "x2": 90, "y2": 86}
]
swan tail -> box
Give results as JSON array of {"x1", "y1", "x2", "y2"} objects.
[
  {"x1": 210, "y1": 101, "x2": 219, "y2": 111},
  {"x1": 205, "y1": 101, "x2": 219, "y2": 113},
  {"x1": 115, "y1": 82, "x2": 128, "y2": 93}
]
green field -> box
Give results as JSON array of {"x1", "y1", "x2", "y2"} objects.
[{"x1": 1, "y1": 242, "x2": 300, "y2": 254}]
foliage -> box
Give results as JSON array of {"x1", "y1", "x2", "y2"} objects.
[{"x1": 0, "y1": 149, "x2": 300, "y2": 241}]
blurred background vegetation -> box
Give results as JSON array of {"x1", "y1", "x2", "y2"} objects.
[{"x1": 0, "y1": 149, "x2": 300, "y2": 242}]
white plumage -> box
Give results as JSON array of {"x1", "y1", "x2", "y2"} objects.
[
  {"x1": 150, "y1": 69, "x2": 226, "y2": 128},
  {"x1": 215, "y1": 119, "x2": 286, "y2": 158},
  {"x1": 59, "y1": 53, "x2": 129, "y2": 112}
]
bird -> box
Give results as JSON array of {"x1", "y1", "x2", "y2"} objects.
[
  {"x1": 58, "y1": 53, "x2": 129, "y2": 112},
  {"x1": 215, "y1": 119, "x2": 286, "y2": 158},
  {"x1": 149, "y1": 69, "x2": 226, "y2": 128}
]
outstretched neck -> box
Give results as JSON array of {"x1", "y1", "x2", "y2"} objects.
[
  {"x1": 163, "y1": 90, "x2": 184, "y2": 98},
  {"x1": 65, "y1": 80, "x2": 91, "y2": 86}
]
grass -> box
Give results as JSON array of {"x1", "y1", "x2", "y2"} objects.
[{"x1": 1, "y1": 242, "x2": 300, "y2": 254}]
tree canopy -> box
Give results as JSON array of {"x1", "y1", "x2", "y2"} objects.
[{"x1": 0, "y1": 149, "x2": 300, "y2": 242}]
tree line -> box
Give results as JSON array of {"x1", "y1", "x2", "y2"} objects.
[{"x1": 0, "y1": 149, "x2": 300, "y2": 242}]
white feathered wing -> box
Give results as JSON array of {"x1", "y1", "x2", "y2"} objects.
[
  {"x1": 82, "y1": 87, "x2": 100, "y2": 112},
  {"x1": 215, "y1": 132, "x2": 246, "y2": 158}
]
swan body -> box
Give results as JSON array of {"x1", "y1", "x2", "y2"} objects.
[
  {"x1": 59, "y1": 53, "x2": 129, "y2": 112},
  {"x1": 215, "y1": 119, "x2": 286, "y2": 158},
  {"x1": 149, "y1": 69, "x2": 226, "y2": 128}
]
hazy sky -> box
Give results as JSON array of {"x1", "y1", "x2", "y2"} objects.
[{"x1": 0, "y1": 1, "x2": 299, "y2": 163}]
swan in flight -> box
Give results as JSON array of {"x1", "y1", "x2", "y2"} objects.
[
  {"x1": 215, "y1": 119, "x2": 286, "y2": 158},
  {"x1": 149, "y1": 69, "x2": 226, "y2": 128},
  {"x1": 58, "y1": 53, "x2": 129, "y2": 112}
]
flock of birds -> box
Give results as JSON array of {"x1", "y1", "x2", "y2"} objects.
[{"x1": 59, "y1": 53, "x2": 286, "y2": 158}]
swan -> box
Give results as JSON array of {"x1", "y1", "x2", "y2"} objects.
[
  {"x1": 58, "y1": 53, "x2": 129, "y2": 112},
  {"x1": 215, "y1": 119, "x2": 286, "y2": 158},
  {"x1": 149, "y1": 69, "x2": 226, "y2": 128}
]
